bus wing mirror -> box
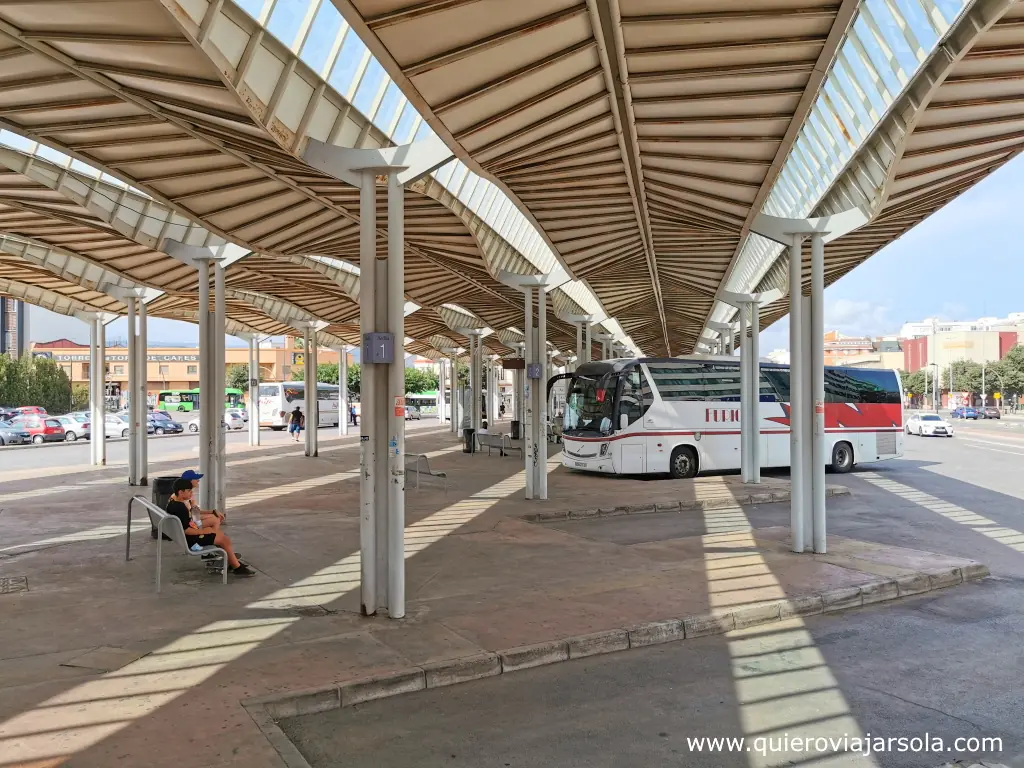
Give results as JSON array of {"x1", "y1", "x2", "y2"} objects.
[{"x1": 619, "y1": 413, "x2": 629, "y2": 430}]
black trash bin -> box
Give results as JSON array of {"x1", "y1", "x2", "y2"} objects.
[
  {"x1": 463, "y1": 428, "x2": 476, "y2": 454},
  {"x1": 150, "y1": 475, "x2": 178, "y2": 539},
  {"x1": 510, "y1": 420, "x2": 521, "y2": 440}
]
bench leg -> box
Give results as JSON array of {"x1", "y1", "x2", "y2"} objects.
[{"x1": 155, "y1": 524, "x2": 163, "y2": 594}]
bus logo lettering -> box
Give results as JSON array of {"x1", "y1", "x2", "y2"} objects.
[{"x1": 706, "y1": 408, "x2": 740, "y2": 423}]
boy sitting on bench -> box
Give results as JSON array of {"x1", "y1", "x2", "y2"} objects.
[{"x1": 166, "y1": 479, "x2": 254, "y2": 577}]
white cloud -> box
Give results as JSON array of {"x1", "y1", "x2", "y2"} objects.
[{"x1": 824, "y1": 298, "x2": 891, "y2": 338}]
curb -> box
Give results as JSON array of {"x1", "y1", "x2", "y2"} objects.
[
  {"x1": 521, "y1": 485, "x2": 851, "y2": 522},
  {"x1": 242, "y1": 562, "x2": 989, "y2": 768}
]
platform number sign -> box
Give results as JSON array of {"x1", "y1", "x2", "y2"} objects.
[{"x1": 363, "y1": 332, "x2": 395, "y2": 364}]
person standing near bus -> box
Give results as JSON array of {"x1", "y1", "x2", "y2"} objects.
[
  {"x1": 289, "y1": 405, "x2": 303, "y2": 442},
  {"x1": 350, "y1": 403, "x2": 357, "y2": 426}
]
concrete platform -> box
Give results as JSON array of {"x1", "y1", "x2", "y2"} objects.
[{"x1": 0, "y1": 422, "x2": 989, "y2": 768}]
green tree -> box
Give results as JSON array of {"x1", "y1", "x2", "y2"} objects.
[
  {"x1": 0, "y1": 355, "x2": 74, "y2": 413},
  {"x1": 291, "y1": 362, "x2": 359, "y2": 394},
  {"x1": 991, "y1": 346, "x2": 1024, "y2": 399},
  {"x1": 404, "y1": 367, "x2": 432, "y2": 394},
  {"x1": 941, "y1": 359, "x2": 983, "y2": 395},
  {"x1": 226, "y1": 363, "x2": 250, "y2": 392},
  {"x1": 71, "y1": 383, "x2": 90, "y2": 411}
]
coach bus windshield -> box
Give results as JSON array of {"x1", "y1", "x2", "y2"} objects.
[{"x1": 563, "y1": 372, "x2": 616, "y2": 436}]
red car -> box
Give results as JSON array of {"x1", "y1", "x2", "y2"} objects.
[
  {"x1": 12, "y1": 406, "x2": 47, "y2": 416},
  {"x1": 9, "y1": 415, "x2": 65, "y2": 444}
]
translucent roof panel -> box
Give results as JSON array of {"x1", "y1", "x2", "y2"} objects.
[
  {"x1": 240, "y1": 0, "x2": 607, "y2": 332},
  {"x1": 721, "y1": 0, "x2": 970, "y2": 308}
]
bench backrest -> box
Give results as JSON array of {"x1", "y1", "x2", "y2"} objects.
[
  {"x1": 477, "y1": 433, "x2": 506, "y2": 446},
  {"x1": 145, "y1": 505, "x2": 190, "y2": 552}
]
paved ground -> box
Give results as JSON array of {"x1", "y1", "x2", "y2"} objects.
[
  {"x1": 279, "y1": 429, "x2": 1024, "y2": 768},
  {"x1": 0, "y1": 420, "x2": 1021, "y2": 768}
]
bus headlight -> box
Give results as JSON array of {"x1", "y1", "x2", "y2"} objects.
[{"x1": 600, "y1": 443, "x2": 609, "y2": 457}]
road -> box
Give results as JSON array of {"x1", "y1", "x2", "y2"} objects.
[
  {"x1": 281, "y1": 423, "x2": 1024, "y2": 768},
  {"x1": 0, "y1": 417, "x2": 442, "y2": 472}
]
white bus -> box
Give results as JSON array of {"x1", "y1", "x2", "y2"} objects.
[
  {"x1": 559, "y1": 357, "x2": 904, "y2": 479},
  {"x1": 257, "y1": 382, "x2": 340, "y2": 429}
]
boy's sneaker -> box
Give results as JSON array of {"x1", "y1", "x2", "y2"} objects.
[{"x1": 230, "y1": 564, "x2": 256, "y2": 577}]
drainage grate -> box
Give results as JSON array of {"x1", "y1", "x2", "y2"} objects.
[{"x1": 0, "y1": 576, "x2": 28, "y2": 594}]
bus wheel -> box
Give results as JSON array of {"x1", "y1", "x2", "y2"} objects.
[
  {"x1": 178, "y1": 405, "x2": 186, "y2": 412},
  {"x1": 830, "y1": 442, "x2": 854, "y2": 474},
  {"x1": 669, "y1": 446, "x2": 698, "y2": 480}
]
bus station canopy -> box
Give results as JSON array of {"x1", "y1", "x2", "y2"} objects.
[{"x1": 0, "y1": 0, "x2": 1019, "y2": 357}]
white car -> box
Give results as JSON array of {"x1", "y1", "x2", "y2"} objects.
[
  {"x1": 105, "y1": 412, "x2": 155, "y2": 438},
  {"x1": 187, "y1": 412, "x2": 245, "y2": 432},
  {"x1": 906, "y1": 412, "x2": 953, "y2": 437},
  {"x1": 227, "y1": 407, "x2": 249, "y2": 423}
]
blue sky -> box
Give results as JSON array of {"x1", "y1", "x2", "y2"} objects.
[{"x1": 28, "y1": 154, "x2": 1024, "y2": 352}]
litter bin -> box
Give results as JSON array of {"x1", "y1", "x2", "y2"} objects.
[
  {"x1": 150, "y1": 475, "x2": 178, "y2": 539},
  {"x1": 510, "y1": 420, "x2": 521, "y2": 440},
  {"x1": 463, "y1": 428, "x2": 476, "y2": 454}
]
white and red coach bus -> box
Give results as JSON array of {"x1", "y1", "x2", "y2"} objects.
[{"x1": 558, "y1": 357, "x2": 904, "y2": 479}]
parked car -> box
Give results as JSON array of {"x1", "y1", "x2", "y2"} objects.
[
  {"x1": 950, "y1": 406, "x2": 978, "y2": 420},
  {"x1": 0, "y1": 421, "x2": 32, "y2": 446},
  {"x1": 11, "y1": 406, "x2": 47, "y2": 416},
  {"x1": 105, "y1": 412, "x2": 155, "y2": 438},
  {"x1": 226, "y1": 407, "x2": 249, "y2": 423},
  {"x1": 0, "y1": 408, "x2": 18, "y2": 422},
  {"x1": 52, "y1": 415, "x2": 90, "y2": 442},
  {"x1": 906, "y1": 412, "x2": 953, "y2": 437},
  {"x1": 187, "y1": 411, "x2": 245, "y2": 432},
  {"x1": 979, "y1": 406, "x2": 1001, "y2": 419},
  {"x1": 404, "y1": 405, "x2": 421, "y2": 420},
  {"x1": 148, "y1": 414, "x2": 183, "y2": 435},
  {"x1": 8, "y1": 415, "x2": 66, "y2": 444}
]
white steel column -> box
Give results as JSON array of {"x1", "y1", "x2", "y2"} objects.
[
  {"x1": 358, "y1": 169, "x2": 377, "y2": 615},
  {"x1": 801, "y1": 294, "x2": 813, "y2": 546},
  {"x1": 89, "y1": 316, "x2": 106, "y2": 466},
  {"x1": 537, "y1": 287, "x2": 549, "y2": 500},
  {"x1": 788, "y1": 236, "x2": 807, "y2": 552},
  {"x1": 303, "y1": 324, "x2": 315, "y2": 456},
  {"x1": 810, "y1": 233, "x2": 827, "y2": 553},
  {"x1": 137, "y1": 298, "x2": 148, "y2": 486},
  {"x1": 449, "y1": 351, "x2": 459, "y2": 433},
  {"x1": 339, "y1": 345, "x2": 348, "y2": 436},
  {"x1": 469, "y1": 333, "x2": 483, "y2": 435},
  {"x1": 738, "y1": 302, "x2": 751, "y2": 483},
  {"x1": 576, "y1": 322, "x2": 584, "y2": 364},
  {"x1": 523, "y1": 288, "x2": 535, "y2": 498},
  {"x1": 249, "y1": 336, "x2": 260, "y2": 446},
  {"x1": 386, "y1": 172, "x2": 406, "y2": 619},
  {"x1": 749, "y1": 301, "x2": 761, "y2": 485},
  {"x1": 748, "y1": 209, "x2": 868, "y2": 553},
  {"x1": 214, "y1": 262, "x2": 226, "y2": 516},
  {"x1": 126, "y1": 296, "x2": 138, "y2": 486},
  {"x1": 197, "y1": 258, "x2": 214, "y2": 511},
  {"x1": 585, "y1": 322, "x2": 592, "y2": 363},
  {"x1": 436, "y1": 358, "x2": 445, "y2": 425}
]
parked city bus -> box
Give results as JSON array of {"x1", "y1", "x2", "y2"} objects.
[
  {"x1": 257, "y1": 381, "x2": 339, "y2": 429},
  {"x1": 156, "y1": 387, "x2": 243, "y2": 412},
  {"x1": 405, "y1": 390, "x2": 439, "y2": 416},
  {"x1": 560, "y1": 357, "x2": 904, "y2": 479}
]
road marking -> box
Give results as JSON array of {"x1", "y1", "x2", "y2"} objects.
[
  {"x1": 859, "y1": 472, "x2": 1024, "y2": 552},
  {"x1": 960, "y1": 441, "x2": 1024, "y2": 458}
]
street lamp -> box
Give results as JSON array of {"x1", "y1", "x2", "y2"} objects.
[{"x1": 927, "y1": 363, "x2": 939, "y2": 411}]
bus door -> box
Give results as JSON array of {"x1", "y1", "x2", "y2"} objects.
[{"x1": 615, "y1": 367, "x2": 647, "y2": 474}]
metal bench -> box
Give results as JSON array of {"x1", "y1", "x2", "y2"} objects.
[
  {"x1": 475, "y1": 432, "x2": 523, "y2": 457},
  {"x1": 405, "y1": 453, "x2": 448, "y2": 491},
  {"x1": 126, "y1": 495, "x2": 228, "y2": 592}
]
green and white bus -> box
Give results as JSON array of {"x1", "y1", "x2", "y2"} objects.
[
  {"x1": 405, "y1": 390, "x2": 444, "y2": 415},
  {"x1": 156, "y1": 387, "x2": 244, "y2": 412}
]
